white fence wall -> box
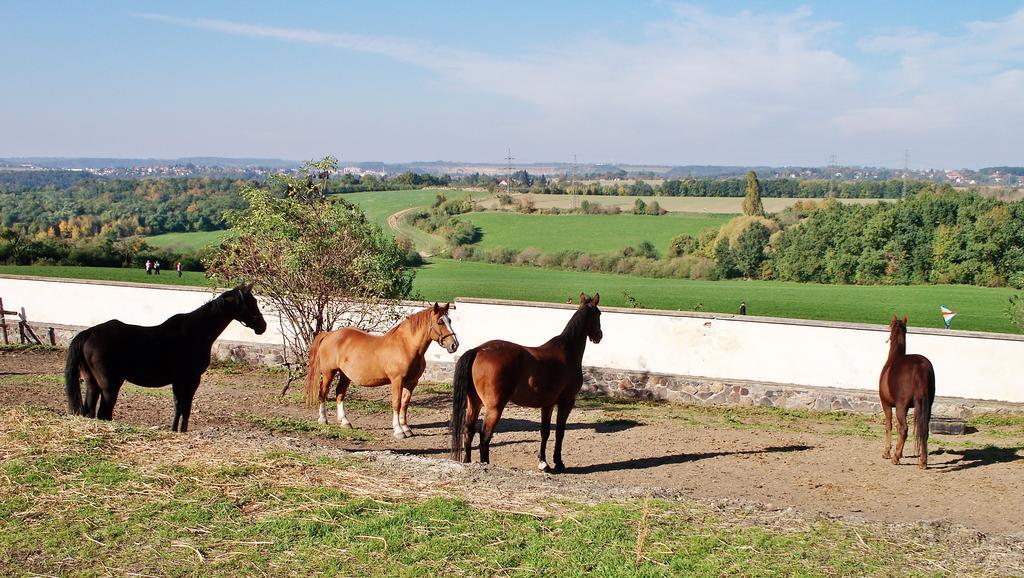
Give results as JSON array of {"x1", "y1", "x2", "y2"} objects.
[{"x1": 2, "y1": 275, "x2": 1022, "y2": 403}]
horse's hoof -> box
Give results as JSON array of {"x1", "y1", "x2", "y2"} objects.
[
  {"x1": 317, "y1": 417, "x2": 327, "y2": 425},
  {"x1": 538, "y1": 460, "x2": 550, "y2": 472},
  {"x1": 339, "y1": 420, "x2": 353, "y2": 429},
  {"x1": 392, "y1": 430, "x2": 407, "y2": 440},
  {"x1": 891, "y1": 457, "x2": 900, "y2": 465},
  {"x1": 552, "y1": 462, "x2": 565, "y2": 473},
  {"x1": 402, "y1": 429, "x2": 414, "y2": 437},
  {"x1": 882, "y1": 452, "x2": 890, "y2": 460}
]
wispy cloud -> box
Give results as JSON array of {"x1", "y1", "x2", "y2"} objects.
[
  {"x1": 837, "y1": 8, "x2": 1024, "y2": 141},
  {"x1": 137, "y1": 9, "x2": 857, "y2": 124},
  {"x1": 137, "y1": 6, "x2": 1024, "y2": 166}
]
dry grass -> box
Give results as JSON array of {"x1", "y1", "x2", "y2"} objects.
[{"x1": 3, "y1": 405, "x2": 1020, "y2": 576}]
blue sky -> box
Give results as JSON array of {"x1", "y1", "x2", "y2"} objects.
[{"x1": 2, "y1": 1, "x2": 1023, "y2": 168}]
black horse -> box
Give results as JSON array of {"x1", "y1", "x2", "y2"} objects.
[{"x1": 64, "y1": 284, "x2": 267, "y2": 432}]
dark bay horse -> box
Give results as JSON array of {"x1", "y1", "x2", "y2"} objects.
[
  {"x1": 65, "y1": 284, "x2": 267, "y2": 432},
  {"x1": 879, "y1": 315, "x2": 935, "y2": 469},
  {"x1": 450, "y1": 292, "x2": 602, "y2": 472},
  {"x1": 305, "y1": 303, "x2": 459, "y2": 439}
]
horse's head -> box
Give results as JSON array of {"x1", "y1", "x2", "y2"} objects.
[
  {"x1": 225, "y1": 283, "x2": 267, "y2": 335},
  {"x1": 579, "y1": 292, "x2": 603, "y2": 344},
  {"x1": 887, "y1": 314, "x2": 907, "y2": 348},
  {"x1": 428, "y1": 302, "x2": 459, "y2": 354}
]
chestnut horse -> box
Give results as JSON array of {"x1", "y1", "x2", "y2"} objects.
[
  {"x1": 305, "y1": 303, "x2": 458, "y2": 438},
  {"x1": 450, "y1": 292, "x2": 602, "y2": 472},
  {"x1": 64, "y1": 284, "x2": 267, "y2": 432},
  {"x1": 879, "y1": 315, "x2": 935, "y2": 469}
]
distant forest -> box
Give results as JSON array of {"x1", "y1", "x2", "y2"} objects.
[{"x1": 0, "y1": 170, "x2": 448, "y2": 239}]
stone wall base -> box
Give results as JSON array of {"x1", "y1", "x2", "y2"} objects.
[{"x1": 21, "y1": 323, "x2": 1024, "y2": 418}]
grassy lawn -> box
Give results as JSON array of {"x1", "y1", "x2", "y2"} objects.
[
  {"x1": 411, "y1": 259, "x2": 1018, "y2": 333},
  {"x1": 0, "y1": 407, "x2": 960, "y2": 576},
  {"x1": 0, "y1": 264, "x2": 215, "y2": 288},
  {"x1": 2, "y1": 261, "x2": 1017, "y2": 332},
  {"x1": 478, "y1": 194, "x2": 883, "y2": 214},
  {"x1": 146, "y1": 229, "x2": 231, "y2": 251},
  {"x1": 140, "y1": 189, "x2": 475, "y2": 252},
  {"x1": 461, "y1": 211, "x2": 732, "y2": 253},
  {"x1": 337, "y1": 188, "x2": 474, "y2": 231}
]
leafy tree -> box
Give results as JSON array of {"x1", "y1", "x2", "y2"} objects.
[
  {"x1": 633, "y1": 198, "x2": 647, "y2": 215},
  {"x1": 714, "y1": 238, "x2": 739, "y2": 279},
  {"x1": 206, "y1": 157, "x2": 413, "y2": 384},
  {"x1": 668, "y1": 233, "x2": 697, "y2": 257},
  {"x1": 1009, "y1": 293, "x2": 1024, "y2": 333},
  {"x1": 743, "y1": 171, "x2": 766, "y2": 217},
  {"x1": 645, "y1": 200, "x2": 666, "y2": 215},
  {"x1": 636, "y1": 240, "x2": 658, "y2": 259},
  {"x1": 733, "y1": 220, "x2": 772, "y2": 277}
]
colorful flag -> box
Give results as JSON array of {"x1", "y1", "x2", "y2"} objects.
[{"x1": 940, "y1": 305, "x2": 957, "y2": 329}]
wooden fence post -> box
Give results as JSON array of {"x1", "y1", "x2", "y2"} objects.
[{"x1": 0, "y1": 298, "x2": 8, "y2": 345}]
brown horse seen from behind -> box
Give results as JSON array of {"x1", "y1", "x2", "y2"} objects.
[
  {"x1": 879, "y1": 315, "x2": 935, "y2": 469},
  {"x1": 450, "y1": 292, "x2": 602, "y2": 472},
  {"x1": 305, "y1": 303, "x2": 458, "y2": 438}
]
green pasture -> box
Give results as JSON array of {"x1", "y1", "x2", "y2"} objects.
[
  {"x1": 0, "y1": 407, "x2": 955, "y2": 576},
  {"x1": 411, "y1": 259, "x2": 1018, "y2": 333},
  {"x1": 336, "y1": 188, "x2": 473, "y2": 230},
  {"x1": 2, "y1": 260, "x2": 1018, "y2": 333},
  {"x1": 460, "y1": 212, "x2": 732, "y2": 253},
  {"x1": 2, "y1": 262, "x2": 1015, "y2": 334},
  {"x1": 0, "y1": 265, "x2": 213, "y2": 288},
  {"x1": 477, "y1": 194, "x2": 883, "y2": 214},
  {"x1": 141, "y1": 189, "x2": 474, "y2": 252},
  {"x1": 145, "y1": 229, "x2": 230, "y2": 251}
]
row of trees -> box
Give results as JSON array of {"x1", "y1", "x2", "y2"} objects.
[
  {"x1": 675, "y1": 183, "x2": 1024, "y2": 287},
  {"x1": 0, "y1": 177, "x2": 248, "y2": 239},
  {"x1": 490, "y1": 175, "x2": 930, "y2": 199},
  {"x1": 446, "y1": 173, "x2": 1023, "y2": 289},
  {"x1": 404, "y1": 193, "x2": 479, "y2": 247},
  {"x1": 0, "y1": 171, "x2": 453, "y2": 244},
  {"x1": 0, "y1": 227, "x2": 204, "y2": 270}
]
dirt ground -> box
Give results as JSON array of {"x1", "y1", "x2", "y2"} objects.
[{"x1": 3, "y1": 348, "x2": 1022, "y2": 538}]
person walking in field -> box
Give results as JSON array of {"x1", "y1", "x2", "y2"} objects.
[
  {"x1": 154, "y1": 260, "x2": 161, "y2": 275},
  {"x1": 145, "y1": 259, "x2": 152, "y2": 275},
  {"x1": 176, "y1": 262, "x2": 182, "y2": 278}
]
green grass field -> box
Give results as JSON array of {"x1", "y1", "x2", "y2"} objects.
[
  {"x1": 141, "y1": 189, "x2": 474, "y2": 252},
  {"x1": 0, "y1": 265, "x2": 215, "y2": 287},
  {"x1": 2, "y1": 262, "x2": 1017, "y2": 333},
  {"x1": 145, "y1": 229, "x2": 231, "y2": 251},
  {"x1": 461, "y1": 212, "x2": 732, "y2": 253},
  {"x1": 411, "y1": 259, "x2": 1018, "y2": 333},
  {"x1": 337, "y1": 188, "x2": 473, "y2": 230},
  {"x1": 0, "y1": 407, "x2": 960, "y2": 576},
  {"x1": 478, "y1": 194, "x2": 882, "y2": 214}
]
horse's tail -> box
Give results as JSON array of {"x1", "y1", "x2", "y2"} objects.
[
  {"x1": 450, "y1": 347, "x2": 479, "y2": 461},
  {"x1": 917, "y1": 362, "x2": 936, "y2": 466},
  {"x1": 64, "y1": 329, "x2": 89, "y2": 415},
  {"x1": 304, "y1": 331, "x2": 329, "y2": 407}
]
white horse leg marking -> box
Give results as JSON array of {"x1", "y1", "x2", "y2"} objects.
[
  {"x1": 399, "y1": 398, "x2": 414, "y2": 437},
  {"x1": 337, "y1": 400, "x2": 352, "y2": 428},
  {"x1": 538, "y1": 461, "x2": 549, "y2": 471},
  {"x1": 392, "y1": 410, "x2": 407, "y2": 439},
  {"x1": 317, "y1": 402, "x2": 327, "y2": 425}
]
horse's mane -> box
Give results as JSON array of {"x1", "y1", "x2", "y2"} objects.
[
  {"x1": 386, "y1": 306, "x2": 432, "y2": 336},
  {"x1": 560, "y1": 305, "x2": 591, "y2": 342},
  {"x1": 208, "y1": 287, "x2": 239, "y2": 314},
  {"x1": 888, "y1": 321, "x2": 908, "y2": 357}
]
